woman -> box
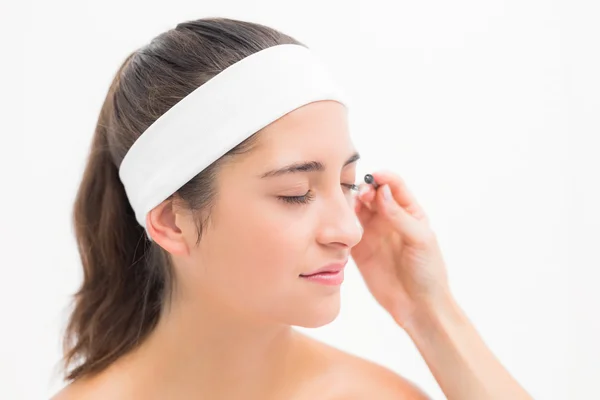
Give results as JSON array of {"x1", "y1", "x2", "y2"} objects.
[{"x1": 53, "y1": 17, "x2": 533, "y2": 399}]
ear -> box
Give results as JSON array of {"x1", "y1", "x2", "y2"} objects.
[{"x1": 145, "y1": 199, "x2": 191, "y2": 256}]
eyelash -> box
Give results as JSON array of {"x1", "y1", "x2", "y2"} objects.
[{"x1": 278, "y1": 183, "x2": 360, "y2": 205}]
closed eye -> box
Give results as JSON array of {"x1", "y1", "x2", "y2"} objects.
[
  {"x1": 278, "y1": 182, "x2": 359, "y2": 205},
  {"x1": 344, "y1": 183, "x2": 360, "y2": 192}
]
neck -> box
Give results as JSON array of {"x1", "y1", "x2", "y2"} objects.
[{"x1": 113, "y1": 294, "x2": 307, "y2": 399}]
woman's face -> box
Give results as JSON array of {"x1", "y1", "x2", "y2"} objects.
[{"x1": 179, "y1": 100, "x2": 363, "y2": 328}]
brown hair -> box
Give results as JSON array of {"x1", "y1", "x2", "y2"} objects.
[{"x1": 63, "y1": 17, "x2": 304, "y2": 381}]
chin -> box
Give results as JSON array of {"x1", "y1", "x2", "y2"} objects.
[{"x1": 290, "y1": 293, "x2": 342, "y2": 328}]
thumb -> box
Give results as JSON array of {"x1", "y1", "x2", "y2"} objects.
[{"x1": 377, "y1": 184, "x2": 428, "y2": 246}]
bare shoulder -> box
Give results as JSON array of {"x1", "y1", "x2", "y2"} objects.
[
  {"x1": 300, "y1": 334, "x2": 431, "y2": 400},
  {"x1": 50, "y1": 383, "x2": 82, "y2": 400},
  {"x1": 342, "y1": 355, "x2": 431, "y2": 399},
  {"x1": 50, "y1": 375, "x2": 114, "y2": 400}
]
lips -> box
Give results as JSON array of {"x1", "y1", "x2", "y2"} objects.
[
  {"x1": 300, "y1": 270, "x2": 339, "y2": 277},
  {"x1": 300, "y1": 260, "x2": 348, "y2": 277}
]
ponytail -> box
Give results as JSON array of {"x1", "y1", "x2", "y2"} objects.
[{"x1": 63, "y1": 54, "x2": 169, "y2": 381}]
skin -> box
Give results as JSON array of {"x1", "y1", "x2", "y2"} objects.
[
  {"x1": 53, "y1": 100, "x2": 427, "y2": 399},
  {"x1": 55, "y1": 99, "x2": 533, "y2": 399}
]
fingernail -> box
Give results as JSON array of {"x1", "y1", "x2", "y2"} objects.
[
  {"x1": 383, "y1": 185, "x2": 392, "y2": 202},
  {"x1": 359, "y1": 185, "x2": 369, "y2": 196}
]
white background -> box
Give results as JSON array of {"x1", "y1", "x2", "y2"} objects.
[{"x1": 1, "y1": 0, "x2": 598, "y2": 399}]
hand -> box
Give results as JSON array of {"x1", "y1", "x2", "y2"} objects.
[{"x1": 351, "y1": 170, "x2": 452, "y2": 328}]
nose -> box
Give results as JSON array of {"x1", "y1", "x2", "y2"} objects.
[{"x1": 316, "y1": 189, "x2": 363, "y2": 248}]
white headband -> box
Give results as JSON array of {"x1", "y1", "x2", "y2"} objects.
[{"x1": 118, "y1": 44, "x2": 349, "y2": 238}]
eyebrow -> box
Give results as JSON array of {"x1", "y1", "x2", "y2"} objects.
[{"x1": 259, "y1": 151, "x2": 361, "y2": 179}]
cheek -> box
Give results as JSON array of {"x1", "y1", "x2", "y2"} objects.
[
  {"x1": 202, "y1": 206, "x2": 313, "y2": 316},
  {"x1": 231, "y1": 203, "x2": 312, "y2": 272},
  {"x1": 204, "y1": 201, "x2": 315, "y2": 293}
]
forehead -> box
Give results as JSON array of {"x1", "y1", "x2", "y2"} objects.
[{"x1": 252, "y1": 100, "x2": 352, "y2": 156}]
